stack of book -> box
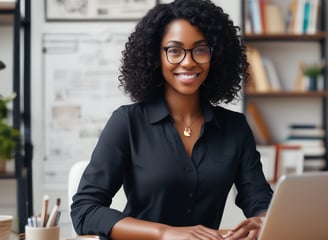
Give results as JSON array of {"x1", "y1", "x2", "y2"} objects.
[{"x1": 284, "y1": 124, "x2": 326, "y2": 171}]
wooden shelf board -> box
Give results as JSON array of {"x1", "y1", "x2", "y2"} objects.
[
  {"x1": 0, "y1": 172, "x2": 15, "y2": 179},
  {"x1": 245, "y1": 91, "x2": 328, "y2": 98},
  {"x1": 244, "y1": 32, "x2": 327, "y2": 41}
]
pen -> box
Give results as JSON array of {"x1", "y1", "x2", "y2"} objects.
[
  {"x1": 28, "y1": 217, "x2": 33, "y2": 227},
  {"x1": 54, "y1": 211, "x2": 61, "y2": 226},
  {"x1": 40, "y1": 195, "x2": 49, "y2": 227},
  {"x1": 46, "y1": 198, "x2": 61, "y2": 227}
]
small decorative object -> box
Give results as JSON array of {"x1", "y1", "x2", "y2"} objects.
[
  {"x1": 302, "y1": 60, "x2": 325, "y2": 91},
  {"x1": 183, "y1": 126, "x2": 192, "y2": 137}
]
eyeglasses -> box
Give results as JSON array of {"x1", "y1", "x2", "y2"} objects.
[{"x1": 162, "y1": 45, "x2": 213, "y2": 64}]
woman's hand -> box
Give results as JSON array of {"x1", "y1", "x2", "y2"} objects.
[
  {"x1": 160, "y1": 225, "x2": 225, "y2": 240},
  {"x1": 224, "y1": 214, "x2": 265, "y2": 240}
]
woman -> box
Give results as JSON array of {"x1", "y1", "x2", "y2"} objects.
[{"x1": 71, "y1": 0, "x2": 273, "y2": 239}]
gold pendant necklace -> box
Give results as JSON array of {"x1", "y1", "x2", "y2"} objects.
[
  {"x1": 183, "y1": 126, "x2": 192, "y2": 137},
  {"x1": 173, "y1": 113, "x2": 201, "y2": 137}
]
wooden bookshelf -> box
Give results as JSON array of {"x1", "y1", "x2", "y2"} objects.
[{"x1": 242, "y1": 0, "x2": 328, "y2": 171}]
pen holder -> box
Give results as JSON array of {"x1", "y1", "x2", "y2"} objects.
[{"x1": 25, "y1": 226, "x2": 60, "y2": 240}]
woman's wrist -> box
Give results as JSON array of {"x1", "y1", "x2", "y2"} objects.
[{"x1": 110, "y1": 217, "x2": 169, "y2": 240}]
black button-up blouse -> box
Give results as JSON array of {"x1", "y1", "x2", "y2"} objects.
[{"x1": 71, "y1": 97, "x2": 273, "y2": 238}]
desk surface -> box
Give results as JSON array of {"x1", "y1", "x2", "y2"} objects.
[
  {"x1": 9, "y1": 233, "x2": 17, "y2": 240},
  {"x1": 10, "y1": 230, "x2": 230, "y2": 239},
  {"x1": 9, "y1": 233, "x2": 98, "y2": 240}
]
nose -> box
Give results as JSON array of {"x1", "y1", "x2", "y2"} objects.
[{"x1": 180, "y1": 50, "x2": 197, "y2": 67}]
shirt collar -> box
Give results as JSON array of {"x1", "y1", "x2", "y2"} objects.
[
  {"x1": 146, "y1": 96, "x2": 171, "y2": 124},
  {"x1": 146, "y1": 96, "x2": 221, "y2": 130}
]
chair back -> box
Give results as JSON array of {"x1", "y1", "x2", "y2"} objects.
[{"x1": 68, "y1": 160, "x2": 127, "y2": 236}]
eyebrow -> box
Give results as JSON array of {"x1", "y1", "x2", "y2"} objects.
[{"x1": 164, "y1": 40, "x2": 208, "y2": 46}]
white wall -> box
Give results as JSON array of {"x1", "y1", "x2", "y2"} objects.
[{"x1": 1, "y1": 0, "x2": 244, "y2": 236}]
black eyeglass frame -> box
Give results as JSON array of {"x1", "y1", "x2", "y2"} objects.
[{"x1": 162, "y1": 45, "x2": 213, "y2": 64}]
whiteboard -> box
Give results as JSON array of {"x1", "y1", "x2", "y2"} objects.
[{"x1": 42, "y1": 27, "x2": 133, "y2": 188}]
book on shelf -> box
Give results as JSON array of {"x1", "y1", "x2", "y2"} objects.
[
  {"x1": 286, "y1": 138, "x2": 326, "y2": 157},
  {"x1": 244, "y1": 0, "x2": 253, "y2": 34},
  {"x1": 246, "y1": 102, "x2": 272, "y2": 145},
  {"x1": 264, "y1": 3, "x2": 285, "y2": 34},
  {"x1": 287, "y1": 0, "x2": 320, "y2": 34},
  {"x1": 247, "y1": 0, "x2": 263, "y2": 34},
  {"x1": 289, "y1": 123, "x2": 323, "y2": 129},
  {"x1": 246, "y1": 0, "x2": 285, "y2": 34},
  {"x1": 302, "y1": 146, "x2": 325, "y2": 157},
  {"x1": 289, "y1": 124, "x2": 326, "y2": 139},
  {"x1": 288, "y1": 123, "x2": 325, "y2": 134},
  {"x1": 262, "y1": 57, "x2": 282, "y2": 91},
  {"x1": 303, "y1": 156, "x2": 326, "y2": 171},
  {"x1": 284, "y1": 137, "x2": 324, "y2": 147},
  {"x1": 295, "y1": 0, "x2": 306, "y2": 34},
  {"x1": 246, "y1": 46, "x2": 271, "y2": 92},
  {"x1": 307, "y1": 0, "x2": 320, "y2": 34}
]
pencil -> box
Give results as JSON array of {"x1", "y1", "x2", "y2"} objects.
[
  {"x1": 40, "y1": 195, "x2": 49, "y2": 227},
  {"x1": 46, "y1": 198, "x2": 61, "y2": 227}
]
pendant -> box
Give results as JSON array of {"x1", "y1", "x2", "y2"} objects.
[{"x1": 183, "y1": 127, "x2": 192, "y2": 137}]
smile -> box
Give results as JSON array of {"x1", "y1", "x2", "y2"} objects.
[{"x1": 174, "y1": 73, "x2": 200, "y2": 80}]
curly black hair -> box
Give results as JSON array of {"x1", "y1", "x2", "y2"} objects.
[{"x1": 118, "y1": 0, "x2": 248, "y2": 104}]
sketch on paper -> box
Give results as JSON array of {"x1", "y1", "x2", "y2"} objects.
[
  {"x1": 42, "y1": 28, "x2": 133, "y2": 188},
  {"x1": 46, "y1": 0, "x2": 157, "y2": 20}
]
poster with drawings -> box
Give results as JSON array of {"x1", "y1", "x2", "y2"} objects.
[
  {"x1": 45, "y1": 0, "x2": 157, "y2": 20},
  {"x1": 42, "y1": 28, "x2": 132, "y2": 188}
]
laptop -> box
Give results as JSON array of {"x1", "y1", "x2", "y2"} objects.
[{"x1": 258, "y1": 171, "x2": 328, "y2": 240}]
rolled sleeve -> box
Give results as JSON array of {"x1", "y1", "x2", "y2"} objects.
[
  {"x1": 234, "y1": 116, "x2": 273, "y2": 217},
  {"x1": 71, "y1": 107, "x2": 130, "y2": 238}
]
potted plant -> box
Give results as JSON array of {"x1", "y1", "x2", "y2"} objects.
[
  {"x1": 0, "y1": 93, "x2": 20, "y2": 173},
  {"x1": 0, "y1": 60, "x2": 20, "y2": 172},
  {"x1": 302, "y1": 61, "x2": 325, "y2": 91}
]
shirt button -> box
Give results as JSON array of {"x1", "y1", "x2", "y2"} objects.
[
  {"x1": 187, "y1": 209, "x2": 191, "y2": 213},
  {"x1": 189, "y1": 193, "x2": 193, "y2": 197}
]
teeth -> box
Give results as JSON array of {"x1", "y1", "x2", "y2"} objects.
[{"x1": 176, "y1": 73, "x2": 198, "y2": 79}]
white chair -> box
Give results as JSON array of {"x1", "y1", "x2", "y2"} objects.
[{"x1": 68, "y1": 160, "x2": 127, "y2": 237}]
